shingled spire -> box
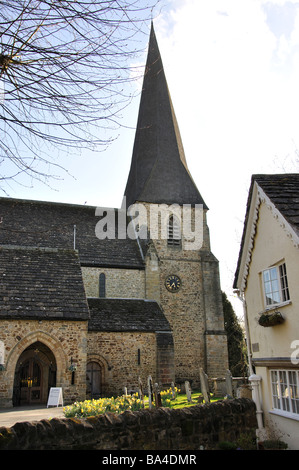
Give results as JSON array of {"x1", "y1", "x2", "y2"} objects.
[{"x1": 124, "y1": 23, "x2": 207, "y2": 209}]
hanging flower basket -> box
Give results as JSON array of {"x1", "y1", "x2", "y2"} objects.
[{"x1": 258, "y1": 311, "x2": 285, "y2": 327}]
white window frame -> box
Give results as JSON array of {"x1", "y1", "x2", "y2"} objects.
[
  {"x1": 270, "y1": 369, "x2": 299, "y2": 419},
  {"x1": 262, "y1": 262, "x2": 290, "y2": 308},
  {"x1": 167, "y1": 215, "x2": 181, "y2": 247}
]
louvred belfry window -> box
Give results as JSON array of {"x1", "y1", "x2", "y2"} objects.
[{"x1": 167, "y1": 215, "x2": 181, "y2": 247}]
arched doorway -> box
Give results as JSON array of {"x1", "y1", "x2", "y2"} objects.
[
  {"x1": 13, "y1": 342, "x2": 57, "y2": 406},
  {"x1": 86, "y1": 361, "x2": 102, "y2": 399}
]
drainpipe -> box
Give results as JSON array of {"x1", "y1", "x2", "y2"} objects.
[
  {"x1": 234, "y1": 289, "x2": 265, "y2": 439},
  {"x1": 249, "y1": 374, "x2": 264, "y2": 435}
]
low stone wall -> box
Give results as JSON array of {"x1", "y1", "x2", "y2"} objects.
[{"x1": 0, "y1": 398, "x2": 257, "y2": 450}]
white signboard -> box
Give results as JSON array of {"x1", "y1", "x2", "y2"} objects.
[{"x1": 47, "y1": 387, "x2": 63, "y2": 408}]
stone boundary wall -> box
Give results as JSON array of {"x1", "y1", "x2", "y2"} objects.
[{"x1": 0, "y1": 399, "x2": 257, "y2": 450}]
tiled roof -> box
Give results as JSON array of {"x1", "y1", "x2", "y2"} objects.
[
  {"x1": 0, "y1": 197, "x2": 145, "y2": 269},
  {"x1": 233, "y1": 173, "x2": 299, "y2": 288},
  {"x1": 0, "y1": 246, "x2": 90, "y2": 320},
  {"x1": 124, "y1": 23, "x2": 207, "y2": 208},
  {"x1": 254, "y1": 173, "x2": 299, "y2": 236},
  {"x1": 88, "y1": 298, "x2": 171, "y2": 332}
]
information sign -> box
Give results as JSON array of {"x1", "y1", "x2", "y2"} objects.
[{"x1": 47, "y1": 387, "x2": 63, "y2": 408}]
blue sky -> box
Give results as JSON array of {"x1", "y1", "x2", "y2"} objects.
[{"x1": 2, "y1": 0, "x2": 299, "y2": 315}]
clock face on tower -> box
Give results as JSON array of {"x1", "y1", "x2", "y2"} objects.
[{"x1": 165, "y1": 275, "x2": 181, "y2": 292}]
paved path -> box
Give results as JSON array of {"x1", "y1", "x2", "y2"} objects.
[{"x1": 0, "y1": 405, "x2": 64, "y2": 428}]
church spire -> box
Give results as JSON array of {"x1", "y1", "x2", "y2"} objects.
[{"x1": 124, "y1": 23, "x2": 207, "y2": 209}]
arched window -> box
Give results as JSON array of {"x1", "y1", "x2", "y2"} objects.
[
  {"x1": 99, "y1": 273, "x2": 106, "y2": 298},
  {"x1": 167, "y1": 215, "x2": 181, "y2": 247}
]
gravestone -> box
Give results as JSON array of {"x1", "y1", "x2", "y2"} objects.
[
  {"x1": 199, "y1": 368, "x2": 210, "y2": 403},
  {"x1": 171, "y1": 382, "x2": 176, "y2": 399},
  {"x1": 225, "y1": 369, "x2": 233, "y2": 398},
  {"x1": 147, "y1": 376, "x2": 153, "y2": 409},
  {"x1": 138, "y1": 376, "x2": 145, "y2": 407},
  {"x1": 185, "y1": 381, "x2": 192, "y2": 402},
  {"x1": 154, "y1": 383, "x2": 162, "y2": 408}
]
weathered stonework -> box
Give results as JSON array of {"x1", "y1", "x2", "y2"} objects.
[
  {"x1": 81, "y1": 267, "x2": 145, "y2": 299},
  {"x1": 0, "y1": 399, "x2": 257, "y2": 450},
  {"x1": 87, "y1": 331, "x2": 157, "y2": 396},
  {"x1": 145, "y1": 245, "x2": 160, "y2": 303},
  {"x1": 0, "y1": 315, "x2": 173, "y2": 407},
  {"x1": 0, "y1": 23, "x2": 229, "y2": 409},
  {"x1": 0, "y1": 319, "x2": 88, "y2": 407},
  {"x1": 140, "y1": 204, "x2": 228, "y2": 386}
]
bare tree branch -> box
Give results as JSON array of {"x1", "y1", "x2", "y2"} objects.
[{"x1": 0, "y1": 0, "x2": 160, "y2": 192}]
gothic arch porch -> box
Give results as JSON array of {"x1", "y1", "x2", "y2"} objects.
[
  {"x1": 6, "y1": 331, "x2": 67, "y2": 407},
  {"x1": 13, "y1": 342, "x2": 57, "y2": 406}
]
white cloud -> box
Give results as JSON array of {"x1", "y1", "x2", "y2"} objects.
[
  {"x1": 153, "y1": 0, "x2": 299, "y2": 313},
  {"x1": 7, "y1": 0, "x2": 299, "y2": 315}
]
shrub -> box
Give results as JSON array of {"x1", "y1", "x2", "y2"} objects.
[
  {"x1": 218, "y1": 441, "x2": 238, "y2": 450},
  {"x1": 236, "y1": 432, "x2": 256, "y2": 450},
  {"x1": 262, "y1": 439, "x2": 288, "y2": 450}
]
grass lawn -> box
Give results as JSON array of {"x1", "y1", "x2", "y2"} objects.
[
  {"x1": 169, "y1": 391, "x2": 223, "y2": 409},
  {"x1": 63, "y1": 390, "x2": 225, "y2": 418}
]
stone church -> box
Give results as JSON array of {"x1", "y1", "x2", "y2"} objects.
[{"x1": 0, "y1": 24, "x2": 228, "y2": 407}]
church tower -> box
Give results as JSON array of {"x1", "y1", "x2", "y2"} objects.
[{"x1": 124, "y1": 24, "x2": 228, "y2": 386}]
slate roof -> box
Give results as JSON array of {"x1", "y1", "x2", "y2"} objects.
[
  {"x1": 0, "y1": 246, "x2": 90, "y2": 320},
  {"x1": 0, "y1": 197, "x2": 144, "y2": 269},
  {"x1": 124, "y1": 23, "x2": 207, "y2": 209},
  {"x1": 88, "y1": 298, "x2": 171, "y2": 332},
  {"x1": 253, "y1": 174, "x2": 299, "y2": 236},
  {"x1": 233, "y1": 173, "x2": 299, "y2": 288}
]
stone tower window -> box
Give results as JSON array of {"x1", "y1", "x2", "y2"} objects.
[
  {"x1": 167, "y1": 215, "x2": 181, "y2": 247},
  {"x1": 99, "y1": 273, "x2": 106, "y2": 298}
]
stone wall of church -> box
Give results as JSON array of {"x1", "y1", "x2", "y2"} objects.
[
  {"x1": 81, "y1": 267, "x2": 145, "y2": 299},
  {"x1": 145, "y1": 245, "x2": 160, "y2": 303},
  {"x1": 159, "y1": 256, "x2": 206, "y2": 387},
  {"x1": 0, "y1": 319, "x2": 88, "y2": 407},
  {"x1": 141, "y1": 203, "x2": 228, "y2": 386},
  {"x1": 87, "y1": 331, "x2": 157, "y2": 396},
  {"x1": 157, "y1": 250, "x2": 228, "y2": 383},
  {"x1": 205, "y1": 333, "x2": 228, "y2": 378},
  {"x1": 201, "y1": 251, "x2": 229, "y2": 377}
]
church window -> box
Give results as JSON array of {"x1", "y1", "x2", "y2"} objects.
[
  {"x1": 99, "y1": 273, "x2": 106, "y2": 298},
  {"x1": 167, "y1": 215, "x2": 181, "y2": 247}
]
